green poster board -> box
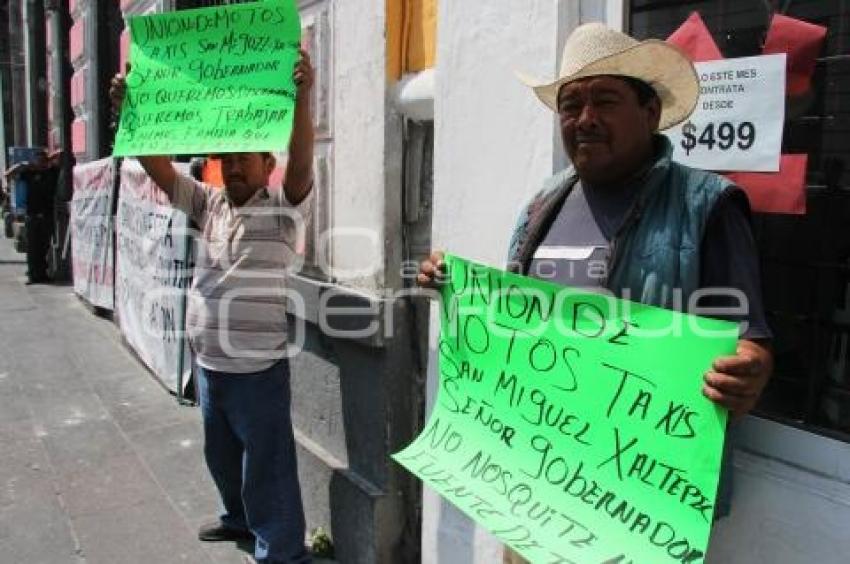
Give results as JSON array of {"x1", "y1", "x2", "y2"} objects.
[
  {"x1": 394, "y1": 255, "x2": 737, "y2": 563},
  {"x1": 113, "y1": 0, "x2": 300, "y2": 157}
]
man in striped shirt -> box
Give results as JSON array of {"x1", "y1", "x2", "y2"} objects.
[{"x1": 110, "y1": 50, "x2": 315, "y2": 564}]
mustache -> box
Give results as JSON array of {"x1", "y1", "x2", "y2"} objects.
[{"x1": 575, "y1": 133, "x2": 606, "y2": 143}]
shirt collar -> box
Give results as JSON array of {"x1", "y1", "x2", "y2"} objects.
[{"x1": 224, "y1": 186, "x2": 270, "y2": 209}]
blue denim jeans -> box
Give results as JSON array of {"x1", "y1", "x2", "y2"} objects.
[
  {"x1": 714, "y1": 422, "x2": 737, "y2": 521},
  {"x1": 197, "y1": 359, "x2": 310, "y2": 564}
]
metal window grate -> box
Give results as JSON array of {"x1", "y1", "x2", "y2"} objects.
[{"x1": 630, "y1": 0, "x2": 850, "y2": 442}]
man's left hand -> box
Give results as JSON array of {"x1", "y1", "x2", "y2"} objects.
[
  {"x1": 703, "y1": 339, "x2": 774, "y2": 418},
  {"x1": 293, "y1": 48, "x2": 315, "y2": 98}
]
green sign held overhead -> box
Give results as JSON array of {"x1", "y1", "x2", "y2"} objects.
[
  {"x1": 113, "y1": 0, "x2": 301, "y2": 157},
  {"x1": 393, "y1": 255, "x2": 737, "y2": 564}
]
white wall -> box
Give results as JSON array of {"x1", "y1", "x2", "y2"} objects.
[
  {"x1": 330, "y1": 0, "x2": 389, "y2": 293},
  {"x1": 425, "y1": 1, "x2": 580, "y2": 562},
  {"x1": 706, "y1": 418, "x2": 850, "y2": 564},
  {"x1": 431, "y1": 2, "x2": 563, "y2": 268}
]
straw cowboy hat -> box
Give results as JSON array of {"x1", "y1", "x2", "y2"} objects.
[{"x1": 520, "y1": 23, "x2": 699, "y2": 130}]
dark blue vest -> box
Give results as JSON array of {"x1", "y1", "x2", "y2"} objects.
[{"x1": 508, "y1": 136, "x2": 732, "y2": 309}]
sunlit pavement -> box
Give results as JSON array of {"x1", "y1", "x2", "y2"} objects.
[{"x1": 0, "y1": 237, "x2": 258, "y2": 563}]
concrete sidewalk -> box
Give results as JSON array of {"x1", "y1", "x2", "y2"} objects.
[{"x1": 0, "y1": 238, "x2": 257, "y2": 564}]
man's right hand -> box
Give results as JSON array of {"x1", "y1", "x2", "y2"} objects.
[
  {"x1": 108, "y1": 67, "x2": 177, "y2": 197},
  {"x1": 416, "y1": 250, "x2": 446, "y2": 288},
  {"x1": 109, "y1": 72, "x2": 127, "y2": 113}
]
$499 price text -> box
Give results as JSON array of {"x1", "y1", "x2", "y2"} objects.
[{"x1": 679, "y1": 121, "x2": 756, "y2": 156}]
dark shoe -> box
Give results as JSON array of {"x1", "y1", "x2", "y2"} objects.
[{"x1": 198, "y1": 520, "x2": 254, "y2": 542}]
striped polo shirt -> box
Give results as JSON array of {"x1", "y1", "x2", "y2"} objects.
[{"x1": 171, "y1": 173, "x2": 311, "y2": 374}]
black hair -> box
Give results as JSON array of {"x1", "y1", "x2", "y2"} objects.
[
  {"x1": 189, "y1": 157, "x2": 205, "y2": 181},
  {"x1": 619, "y1": 76, "x2": 660, "y2": 106},
  {"x1": 557, "y1": 75, "x2": 660, "y2": 107},
  {"x1": 208, "y1": 151, "x2": 273, "y2": 160}
]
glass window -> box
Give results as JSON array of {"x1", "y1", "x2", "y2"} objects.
[{"x1": 630, "y1": 1, "x2": 850, "y2": 441}]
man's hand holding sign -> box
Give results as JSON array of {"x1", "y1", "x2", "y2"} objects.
[
  {"x1": 419, "y1": 252, "x2": 772, "y2": 420},
  {"x1": 112, "y1": 0, "x2": 304, "y2": 157},
  {"x1": 407, "y1": 23, "x2": 773, "y2": 563}
]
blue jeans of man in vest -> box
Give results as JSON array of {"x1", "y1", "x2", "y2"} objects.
[{"x1": 197, "y1": 359, "x2": 310, "y2": 564}]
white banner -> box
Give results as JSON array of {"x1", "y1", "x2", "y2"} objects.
[
  {"x1": 71, "y1": 158, "x2": 115, "y2": 310},
  {"x1": 116, "y1": 160, "x2": 192, "y2": 393},
  {"x1": 665, "y1": 53, "x2": 786, "y2": 172}
]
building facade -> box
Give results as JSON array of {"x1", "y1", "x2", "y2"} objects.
[{"x1": 2, "y1": 1, "x2": 848, "y2": 563}]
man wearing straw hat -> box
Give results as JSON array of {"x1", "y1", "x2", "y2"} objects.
[{"x1": 418, "y1": 23, "x2": 773, "y2": 562}]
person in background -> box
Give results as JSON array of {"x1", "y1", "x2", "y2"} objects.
[
  {"x1": 51, "y1": 151, "x2": 76, "y2": 283},
  {"x1": 4, "y1": 148, "x2": 62, "y2": 284}
]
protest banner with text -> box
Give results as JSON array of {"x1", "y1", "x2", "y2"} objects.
[
  {"x1": 112, "y1": 0, "x2": 301, "y2": 156},
  {"x1": 71, "y1": 158, "x2": 115, "y2": 311},
  {"x1": 116, "y1": 160, "x2": 192, "y2": 394},
  {"x1": 394, "y1": 255, "x2": 737, "y2": 563}
]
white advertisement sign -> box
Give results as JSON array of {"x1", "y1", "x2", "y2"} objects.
[
  {"x1": 665, "y1": 53, "x2": 786, "y2": 172},
  {"x1": 71, "y1": 158, "x2": 115, "y2": 310},
  {"x1": 116, "y1": 160, "x2": 192, "y2": 393}
]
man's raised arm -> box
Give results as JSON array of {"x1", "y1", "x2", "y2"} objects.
[
  {"x1": 109, "y1": 72, "x2": 177, "y2": 199},
  {"x1": 3, "y1": 162, "x2": 27, "y2": 179},
  {"x1": 283, "y1": 49, "x2": 315, "y2": 205}
]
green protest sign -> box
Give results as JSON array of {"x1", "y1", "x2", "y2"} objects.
[
  {"x1": 112, "y1": 0, "x2": 300, "y2": 157},
  {"x1": 393, "y1": 255, "x2": 737, "y2": 563}
]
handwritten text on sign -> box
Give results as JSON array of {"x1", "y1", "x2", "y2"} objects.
[
  {"x1": 71, "y1": 158, "x2": 115, "y2": 310},
  {"x1": 393, "y1": 256, "x2": 737, "y2": 563},
  {"x1": 112, "y1": 1, "x2": 300, "y2": 157},
  {"x1": 116, "y1": 160, "x2": 192, "y2": 393},
  {"x1": 664, "y1": 54, "x2": 786, "y2": 172}
]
